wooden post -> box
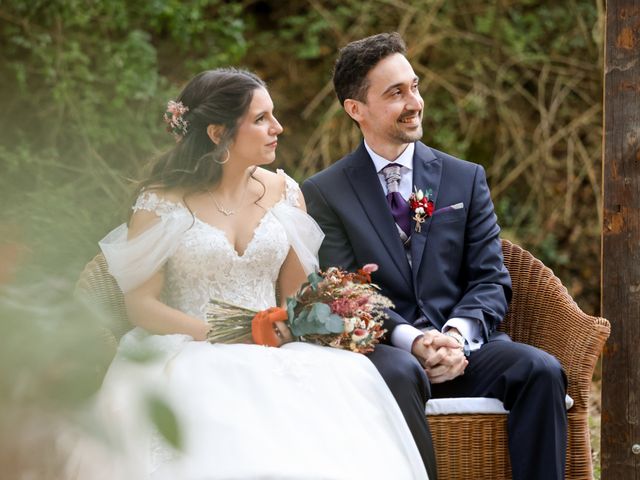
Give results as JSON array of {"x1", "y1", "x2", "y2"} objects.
[{"x1": 601, "y1": 0, "x2": 640, "y2": 477}]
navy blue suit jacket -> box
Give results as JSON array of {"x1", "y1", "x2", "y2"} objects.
[{"x1": 301, "y1": 141, "x2": 512, "y2": 342}]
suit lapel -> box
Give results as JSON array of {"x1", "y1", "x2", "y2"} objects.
[
  {"x1": 344, "y1": 143, "x2": 413, "y2": 289},
  {"x1": 410, "y1": 142, "x2": 442, "y2": 284}
]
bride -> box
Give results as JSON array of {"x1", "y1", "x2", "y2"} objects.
[{"x1": 81, "y1": 68, "x2": 428, "y2": 479}]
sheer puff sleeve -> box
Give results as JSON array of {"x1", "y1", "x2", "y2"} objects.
[
  {"x1": 99, "y1": 192, "x2": 192, "y2": 294},
  {"x1": 273, "y1": 169, "x2": 325, "y2": 276}
]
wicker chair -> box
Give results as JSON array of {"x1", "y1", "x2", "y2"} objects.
[
  {"x1": 76, "y1": 253, "x2": 129, "y2": 352},
  {"x1": 427, "y1": 240, "x2": 610, "y2": 480},
  {"x1": 77, "y1": 239, "x2": 610, "y2": 480}
]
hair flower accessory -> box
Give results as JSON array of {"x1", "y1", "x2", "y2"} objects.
[
  {"x1": 409, "y1": 186, "x2": 434, "y2": 233},
  {"x1": 163, "y1": 100, "x2": 189, "y2": 141}
]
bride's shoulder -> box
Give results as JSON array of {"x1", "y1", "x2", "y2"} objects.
[
  {"x1": 132, "y1": 187, "x2": 187, "y2": 215},
  {"x1": 254, "y1": 168, "x2": 304, "y2": 209},
  {"x1": 253, "y1": 167, "x2": 285, "y2": 188},
  {"x1": 128, "y1": 187, "x2": 189, "y2": 238}
]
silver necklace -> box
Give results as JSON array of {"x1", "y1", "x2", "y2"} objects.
[{"x1": 208, "y1": 184, "x2": 249, "y2": 216}]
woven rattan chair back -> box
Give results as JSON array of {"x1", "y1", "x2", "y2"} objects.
[{"x1": 76, "y1": 253, "x2": 130, "y2": 341}]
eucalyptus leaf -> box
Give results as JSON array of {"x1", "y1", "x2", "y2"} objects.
[
  {"x1": 313, "y1": 305, "x2": 343, "y2": 334},
  {"x1": 286, "y1": 297, "x2": 297, "y2": 324},
  {"x1": 307, "y1": 272, "x2": 323, "y2": 291},
  {"x1": 306, "y1": 303, "x2": 332, "y2": 335},
  {"x1": 296, "y1": 307, "x2": 328, "y2": 336},
  {"x1": 289, "y1": 307, "x2": 310, "y2": 336},
  {"x1": 309, "y1": 302, "x2": 331, "y2": 321},
  {"x1": 325, "y1": 313, "x2": 344, "y2": 334}
]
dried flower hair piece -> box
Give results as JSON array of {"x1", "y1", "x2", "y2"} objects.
[{"x1": 163, "y1": 100, "x2": 189, "y2": 141}]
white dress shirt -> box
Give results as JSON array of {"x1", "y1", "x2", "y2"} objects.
[{"x1": 364, "y1": 140, "x2": 484, "y2": 353}]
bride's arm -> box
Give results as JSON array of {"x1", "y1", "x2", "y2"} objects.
[
  {"x1": 124, "y1": 270, "x2": 210, "y2": 341},
  {"x1": 277, "y1": 249, "x2": 307, "y2": 306},
  {"x1": 276, "y1": 193, "x2": 310, "y2": 304},
  {"x1": 123, "y1": 209, "x2": 210, "y2": 341}
]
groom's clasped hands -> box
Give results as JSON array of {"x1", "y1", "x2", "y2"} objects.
[{"x1": 412, "y1": 330, "x2": 469, "y2": 383}]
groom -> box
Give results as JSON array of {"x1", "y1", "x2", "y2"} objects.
[{"x1": 302, "y1": 33, "x2": 568, "y2": 480}]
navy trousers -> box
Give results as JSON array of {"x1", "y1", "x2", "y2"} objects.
[
  {"x1": 368, "y1": 340, "x2": 567, "y2": 480},
  {"x1": 431, "y1": 340, "x2": 568, "y2": 480},
  {"x1": 367, "y1": 344, "x2": 438, "y2": 480}
]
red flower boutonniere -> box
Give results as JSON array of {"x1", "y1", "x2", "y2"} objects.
[{"x1": 409, "y1": 187, "x2": 434, "y2": 233}]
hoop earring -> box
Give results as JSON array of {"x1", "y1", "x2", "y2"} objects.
[{"x1": 214, "y1": 148, "x2": 230, "y2": 165}]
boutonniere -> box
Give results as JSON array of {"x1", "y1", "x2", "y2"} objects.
[{"x1": 408, "y1": 187, "x2": 434, "y2": 233}]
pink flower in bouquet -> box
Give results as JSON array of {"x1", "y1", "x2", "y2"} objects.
[
  {"x1": 330, "y1": 296, "x2": 369, "y2": 317},
  {"x1": 361, "y1": 264, "x2": 378, "y2": 274},
  {"x1": 352, "y1": 329, "x2": 368, "y2": 341}
]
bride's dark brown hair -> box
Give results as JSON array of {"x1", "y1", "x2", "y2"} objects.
[{"x1": 136, "y1": 68, "x2": 267, "y2": 200}]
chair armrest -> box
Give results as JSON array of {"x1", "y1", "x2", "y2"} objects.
[
  {"x1": 499, "y1": 240, "x2": 610, "y2": 408},
  {"x1": 76, "y1": 253, "x2": 131, "y2": 341}
]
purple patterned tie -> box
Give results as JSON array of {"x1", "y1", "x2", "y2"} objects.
[{"x1": 381, "y1": 163, "x2": 411, "y2": 237}]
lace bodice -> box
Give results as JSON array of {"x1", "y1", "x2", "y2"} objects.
[{"x1": 100, "y1": 170, "x2": 323, "y2": 323}]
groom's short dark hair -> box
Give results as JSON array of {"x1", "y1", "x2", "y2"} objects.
[{"x1": 333, "y1": 32, "x2": 407, "y2": 106}]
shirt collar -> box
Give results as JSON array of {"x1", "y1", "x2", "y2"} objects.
[{"x1": 364, "y1": 140, "x2": 415, "y2": 173}]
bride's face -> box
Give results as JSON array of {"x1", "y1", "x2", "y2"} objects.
[{"x1": 228, "y1": 87, "x2": 283, "y2": 167}]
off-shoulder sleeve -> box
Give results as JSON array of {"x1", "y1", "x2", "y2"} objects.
[
  {"x1": 98, "y1": 192, "x2": 192, "y2": 293},
  {"x1": 276, "y1": 169, "x2": 302, "y2": 207},
  {"x1": 272, "y1": 170, "x2": 325, "y2": 275}
]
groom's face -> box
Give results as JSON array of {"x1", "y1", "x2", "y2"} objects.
[{"x1": 350, "y1": 53, "x2": 424, "y2": 149}]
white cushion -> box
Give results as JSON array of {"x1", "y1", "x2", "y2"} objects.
[{"x1": 425, "y1": 395, "x2": 574, "y2": 416}]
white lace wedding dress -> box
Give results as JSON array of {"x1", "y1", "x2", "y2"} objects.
[{"x1": 81, "y1": 170, "x2": 427, "y2": 480}]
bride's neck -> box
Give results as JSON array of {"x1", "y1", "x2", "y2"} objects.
[{"x1": 214, "y1": 165, "x2": 254, "y2": 198}]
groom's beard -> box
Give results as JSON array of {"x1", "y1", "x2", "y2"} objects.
[
  {"x1": 391, "y1": 125, "x2": 422, "y2": 143},
  {"x1": 392, "y1": 111, "x2": 423, "y2": 144},
  {"x1": 393, "y1": 127, "x2": 423, "y2": 144}
]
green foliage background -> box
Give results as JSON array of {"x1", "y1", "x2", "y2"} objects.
[
  {"x1": 0, "y1": 0, "x2": 604, "y2": 312},
  {"x1": 0, "y1": 0, "x2": 604, "y2": 475}
]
